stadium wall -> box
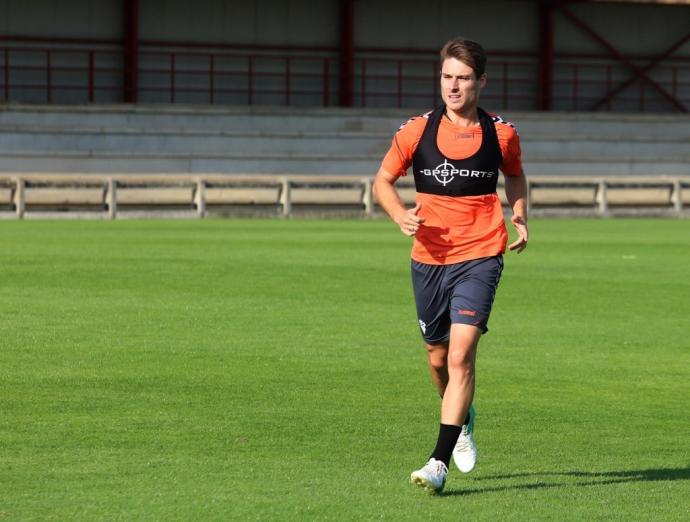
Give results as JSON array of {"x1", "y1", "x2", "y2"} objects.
[
  {"x1": 1, "y1": 0, "x2": 688, "y2": 111},
  {"x1": 4, "y1": 0, "x2": 686, "y2": 56}
]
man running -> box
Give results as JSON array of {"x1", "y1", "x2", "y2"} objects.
[{"x1": 373, "y1": 37, "x2": 528, "y2": 493}]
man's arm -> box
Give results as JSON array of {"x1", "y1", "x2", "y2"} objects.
[
  {"x1": 504, "y1": 172, "x2": 528, "y2": 253},
  {"x1": 372, "y1": 167, "x2": 424, "y2": 237}
]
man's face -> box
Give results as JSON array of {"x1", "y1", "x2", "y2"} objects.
[{"x1": 440, "y1": 57, "x2": 486, "y2": 114}]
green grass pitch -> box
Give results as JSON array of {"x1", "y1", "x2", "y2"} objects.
[{"x1": 1, "y1": 218, "x2": 689, "y2": 520}]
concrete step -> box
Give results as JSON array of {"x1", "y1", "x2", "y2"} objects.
[
  {"x1": 524, "y1": 158, "x2": 690, "y2": 176},
  {"x1": 1, "y1": 104, "x2": 688, "y2": 177},
  {"x1": 0, "y1": 128, "x2": 392, "y2": 156},
  {"x1": 2, "y1": 104, "x2": 690, "y2": 138},
  {"x1": 505, "y1": 112, "x2": 690, "y2": 139},
  {"x1": 521, "y1": 137, "x2": 690, "y2": 159},
  {"x1": 0, "y1": 105, "x2": 406, "y2": 134},
  {"x1": 0, "y1": 150, "x2": 688, "y2": 176},
  {"x1": 1, "y1": 126, "x2": 688, "y2": 159}
]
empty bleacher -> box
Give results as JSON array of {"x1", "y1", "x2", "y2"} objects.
[{"x1": 0, "y1": 104, "x2": 688, "y2": 218}]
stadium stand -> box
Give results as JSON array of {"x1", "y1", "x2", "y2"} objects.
[
  {"x1": 1, "y1": 104, "x2": 689, "y2": 176},
  {"x1": 0, "y1": 104, "x2": 688, "y2": 218},
  {"x1": 1, "y1": 0, "x2": 688, "y2": 218}
]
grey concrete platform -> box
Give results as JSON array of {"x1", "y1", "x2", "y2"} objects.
[{"x1": 1, "y1": 104, "x2": 688, "y2": 177}]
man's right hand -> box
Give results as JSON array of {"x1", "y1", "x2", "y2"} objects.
[{"x1": 395, "y1": 203, "x2": 425, "y2": 237}]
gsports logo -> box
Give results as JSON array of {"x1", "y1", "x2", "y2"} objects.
[
  {"x1": 421, "y1": 160, "x2": 457, "y2": 186},
  {"x1": 421, "y1": 160, "x2": 495, "y2": 186}
]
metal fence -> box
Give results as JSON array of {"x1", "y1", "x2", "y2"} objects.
[
  {"x1": 2, "y1": 174, "x2": 689, "y2": 220},
  {"x1": 2, "y1": 41, "x2": 688, "y2": 111}
]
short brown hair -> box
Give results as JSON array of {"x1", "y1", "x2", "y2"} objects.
[{"x1": 440, "y1": 37, "x2": 487, "y2": 77}]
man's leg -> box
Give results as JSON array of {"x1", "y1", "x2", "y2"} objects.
[
  {"x1": 410, "y1": 261, "x2": 477, "y2": 491},
  {"x1": 441, "y1": 324, "x2": 481, "y2": 426},
  {"x1": 412, "y1": 257, "x2": 500, "y2": 490},
  {"x1": 443, "y1": 324, "x2": 481, "y2": 474},
  {"x1": 425, "y1": 342, "x2": 448, "y2": 397},
  {"x1": 426, "y1": 341, "x2": 473, "y2": 427},
  {"x1": 422, "y1": 325, "x2": 480, "y2": 472},
  {"x1": 443, "y1": 256, "x2": 503, "y2": 474}
]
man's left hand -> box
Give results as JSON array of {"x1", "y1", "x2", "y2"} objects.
[{"x1": 508, "y1": 215, "x2": 528, "y2": 253}]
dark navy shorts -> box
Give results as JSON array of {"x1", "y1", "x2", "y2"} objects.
[{"x1": 411, "y1": 255, "x2": 504, "y2": 344}]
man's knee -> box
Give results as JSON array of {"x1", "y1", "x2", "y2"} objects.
[
  {"x1": 425, "y1": 343, "x2": 448, "y2": 371},
  {"x1": 447, "y1": 344, "x2": 476, "y2": 376},
  {"x1": 448, "y1": 339, "x2": 477, "y2": 376},
  {"x1": 447, "y1": 325, "x2": 480, "y2": 372}
]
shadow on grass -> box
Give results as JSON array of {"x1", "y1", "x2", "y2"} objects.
[{"x1": 440, "y1": 466, "x2": 690, "y2": 497}]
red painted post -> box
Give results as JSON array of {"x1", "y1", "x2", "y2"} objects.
[
  {"x1": 88, "y1": 50, "x2": 95, "y2": 102},
  {"x1": 338, "y1": 0, "x2": 355, "y2": 107},
  {"x1": 323, "y1": 58, "x2": 330, "y2": 106},
  {"x1": 209, "y1": 54, "x2": 215, "y2": 104},
  {"x1": 46, "y1": 49, "x2": 52, "y2": 103},
  {"x1": 538, "y1": 0, "x2": 554, "y2": 110},
  {"x1": 123, "y1": 0, "x2": 139, "y2": 102}
]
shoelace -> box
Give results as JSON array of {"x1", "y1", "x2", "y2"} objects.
[
  {"x1": 455, "y1": 438, "x2": 469, "y2": 451},
  {"x1": 455, "y1": 431, "x2": 472, "y2": 451},
  {"x1": 428, "y1": 460, "x2": 448, "y2": 474}
]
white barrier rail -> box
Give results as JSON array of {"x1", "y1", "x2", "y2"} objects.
[{"x1": 0, "y1": 174, "x2": 689, "y2": 219}]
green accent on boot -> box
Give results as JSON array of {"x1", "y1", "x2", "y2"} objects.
[{"x1": 466, "y1": 405, "x2": 476, "y2": 434}]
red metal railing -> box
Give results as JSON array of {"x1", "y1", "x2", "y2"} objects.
[
  {"x1": 552, "y1": 61, "x2": 688, "y2": 112},
  {"x1": 137, "y1": 49, "x2": 335, "y2": 106},
  {"x1": 0, "y1": 45, "x2": 122, "y2": 103},
  {"x1": 351, "y1": 56, "x2": 538, "y2": 109},
  {"x1": 1, "y1": 39, "x2": 688, "y2": 111}
]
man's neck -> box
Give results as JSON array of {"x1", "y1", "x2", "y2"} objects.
[{"x1": 444, "y1": 107, "x2": 480, "y2": 127}]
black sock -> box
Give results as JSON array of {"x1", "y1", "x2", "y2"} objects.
[{"x1": 429, "y1": 423, "x2": 462, "y2": 467}]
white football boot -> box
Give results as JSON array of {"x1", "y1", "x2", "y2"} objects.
[
  {"x1": 410, "y1": 458, "x2": 448, "y2": 493},
  {"x1": 453, "y1": 405, "x2": 477, "y2": 473}
]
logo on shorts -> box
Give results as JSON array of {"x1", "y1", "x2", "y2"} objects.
[
  {"x1": 418, "y1": 319, "x2": 427, "y2": 334},
  {"x1": 458, "y1": 309, "x2": 477, "y2": 317},
  {"x1": 420, "y1": 160, "x2": 496, "y2": 186}
]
